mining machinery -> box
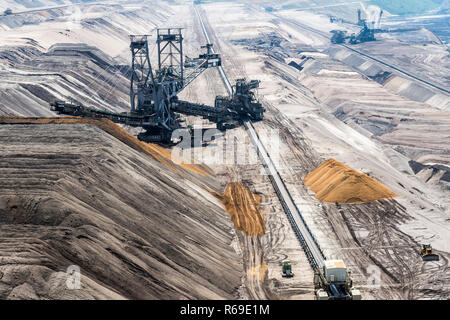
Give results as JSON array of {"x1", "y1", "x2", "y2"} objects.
[
  {"x1": 314, "y1": 259, "x2": 361, "y2": 300},
  {"x1": 349, "y1": 23, "x2": 376, "y2": 44},
  {"x1": 330, "y1": 9, "x2": 417, "y2": 45},
  {"x1": 331, "y1": 22, "x2": 375, "y2": 44},
  {"x1": 330, "y1": 30, "x2": 348, "y2": 44},
  {"x1": 215, "y1": 79, "x2": 264, "y2": 121},
  {"x1": 331, "y1": 8, "x2": 378, "y2": 44},
  {"x1": 421, "y1": 244, "x2": 439, "y2": 261},
  {"x1": 357, "y1": 9, "x2": 364, "y2": 26},
  {"x1": 51, "y1": 28, "x2": 264, "y2": 143}
]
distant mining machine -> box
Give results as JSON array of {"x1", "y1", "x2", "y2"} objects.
[
  {"x1": 281, "y1": 260, "x2": 294, "y2": 278},
  {"x1": 51, "y1": 28, "x2": 264, "y2": 143},
  {"x1": 357, "y1": 9, "x2": 365, "y2": 26},
  {"x1": 215, "y1": 79, "x2": 264, "y2": 122},
  {"x1": 128, "y1": 29, "x2": 224, "y2": 142},
  {"x1": 314, "y1": 259, "x2": 361, "y2": 300},
  {"x1": 3, "y1": 8, "x2": 12, "y2": 16},
  {"x1": 330, "y1": 23, "x2": 375, "y2": 45},
  {"x1": 421, "y1": 244, "x2": 439, "y2": 261},
  {"x1": 330, "y1": 8, "x2": 380, "y2": 44},
  {"x1": 330, "y1": 30, "x2": 348, "y2": 44}
]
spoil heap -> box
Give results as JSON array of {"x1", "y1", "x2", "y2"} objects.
[
  {"x1": 305, "y1": 159, "x2": 397, "y2": 204},
  {"x1": 216, "y1": 182, "x2": 265, "y2": 236}
]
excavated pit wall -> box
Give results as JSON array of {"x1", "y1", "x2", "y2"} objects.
[
  {"x1": 327, "y1": 46, "x2": 450, "y2": 111},
  {"x1": 0, "y1": 117, "x2": 243, "y2": 299}
]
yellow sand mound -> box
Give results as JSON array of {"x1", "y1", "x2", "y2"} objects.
[
  {"x1": 247, "y1": 261, "x2": 268, "y2": 281},
  {"x1": 0, "y1": 116, "x2": 209, "y2": 177},
  {"x1": 214, "y1": 182, "x2": 265, "y2": 236},
  {"x1": 304, "y1": 159, "x2": 397, "y2": 204}
]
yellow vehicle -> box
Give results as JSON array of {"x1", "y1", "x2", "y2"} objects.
[{"x1": 421, "y1": 244, "x2": 439, "y2": 261}]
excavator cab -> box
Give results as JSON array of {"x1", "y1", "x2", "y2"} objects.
[
  {"x1": 282, "y1": 260, "x2": 294, "y2": 278},
  {"x1": 421, "y1": 244, "x2": 439, "y2": 261}
]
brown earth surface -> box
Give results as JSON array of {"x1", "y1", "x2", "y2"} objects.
[
  {"x1": 215, "y1": 182, "x2": 265, "y2": 237},
  {"x1": 305, "y1": 159, "x2": 398, "y2": 204}
]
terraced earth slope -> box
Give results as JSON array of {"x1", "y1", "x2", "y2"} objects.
[{"x1": 0, "y1": 119, "x2": 242, "y2": 299}]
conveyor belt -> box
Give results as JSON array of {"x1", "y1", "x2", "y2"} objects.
[{"x1": 194, "y1": 4, "x2": 326, "y2": 271}]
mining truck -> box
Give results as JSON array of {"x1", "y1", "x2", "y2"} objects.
[
  {"x1": 314, "y1": 259, "x2": 361, "y2": 300},
  {"x1": 281, "y1": 260, "x2": 294, "y2": 278},
  {"x1": 421, "y1": 244, "x2": 439, "y2": 261}
]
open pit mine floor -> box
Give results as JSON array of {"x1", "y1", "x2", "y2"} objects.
[{"x1": 0, "y1": 0, "x2": 449, "y2": 301}]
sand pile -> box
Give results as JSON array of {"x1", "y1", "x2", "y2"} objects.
[
  {"x1": 304, "y1": 159, "x2": 397, "y2": 204},
  {"x1": 215, "y1": 182, "x2": 265, "y2": 236},
  {"x1": 0, "y1": 116, "x2": 210, "y2": 177}
]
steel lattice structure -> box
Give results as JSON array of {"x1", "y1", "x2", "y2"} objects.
[{"x1": 51, "y1": 28, "x2": 263, "y2": 143}]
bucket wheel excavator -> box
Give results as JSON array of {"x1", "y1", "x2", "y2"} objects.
[{"x1": 51, "y1": 28, "x2": 264, "y2": 143}]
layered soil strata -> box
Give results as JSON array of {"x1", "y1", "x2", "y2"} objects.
[{"x1": 0, "y1": 118, "x2": 242, "y2": 299}]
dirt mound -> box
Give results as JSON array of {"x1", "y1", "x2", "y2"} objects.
[
  {"x1": 304, "y1": 159, "x2": 397, "y2": 204},
  {"x1": 0, "y1": 116, "x2": 210, "y2": 177},
  {"x1": 215, "y1": 182, "x2": 265, "y2": 236}
]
